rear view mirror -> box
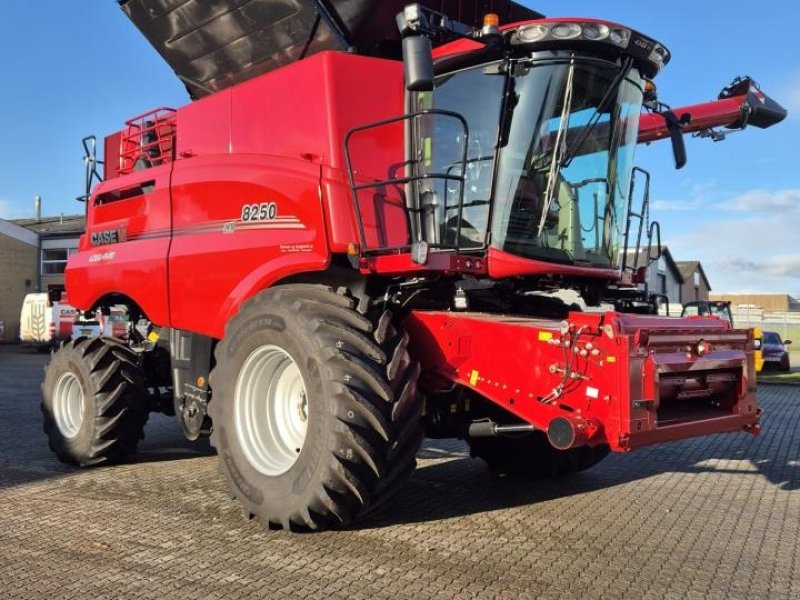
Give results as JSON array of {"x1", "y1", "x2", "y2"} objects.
[
  {"x1": 401, "y1": 34, "x2": 434, "y2": 91},
  {"x1": 669, "y1": 122, "x2": 687, "y2": 170},
  {"x1": 659, "y1": 110, "x2": 688, "y2": 170},
  {"x1": 397, "y1": 5, "x2": 435, "y2": 92}
]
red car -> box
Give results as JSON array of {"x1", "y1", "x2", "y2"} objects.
[{"x1": 761, "y1": 331, "x2": 792, "y2": 371}]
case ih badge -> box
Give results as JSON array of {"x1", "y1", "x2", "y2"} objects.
[{"x1": 91, "y1": 227, "x2": 126, "y2": 246}]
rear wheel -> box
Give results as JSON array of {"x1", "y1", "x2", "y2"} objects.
[
  {"x1": 468, "y1": 432, "x2": 609, "y2": 478},
  {"x1": 208, "y1": 285, "x2": 423, "y2": 531},
  {"x1": 41, "y1": 337, "x2": 149, "y2": 466}
]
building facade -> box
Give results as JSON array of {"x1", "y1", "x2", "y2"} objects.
[
  {"x1": 676, "y1": 261, "x2": 711, "y2": 303},
  {"x1": 0, "y1": 219, "x2": 39, "y2": 341},
  {"x1": 709, "y1": 293, "x2": 800, "y2": 312},
  {"x1": 632, "y1": 246, "x2": 683, "y2": 304},
  {"x1": 0, "y1": 214, "x2": 84, "y2": 342}
]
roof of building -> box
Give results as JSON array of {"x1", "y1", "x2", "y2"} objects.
[
  {"x1": 0, "y1": 217, "x2": 38, "y2": 246},
  {"x1": 12, "y1": 214, "x2": 85, "y2": 236},
  {"x1": 675, "y1": 260, "x2": 711, "y2": 290}
]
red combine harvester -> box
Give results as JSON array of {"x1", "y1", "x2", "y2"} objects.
[{"x1": 42, "y1": 0, "x2": 786, "y2": 531}]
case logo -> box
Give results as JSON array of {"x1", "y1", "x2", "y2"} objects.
[{"x1": 91, "y1": 228, "x2": 126, "y2": 246}]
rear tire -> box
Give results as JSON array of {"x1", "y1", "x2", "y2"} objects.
[
  {"x1": 468, "y1": 432, "x2": 609, "y2": 478},
  {"x1": 41, "y1": 337, "x2": 149, "y2": 466},
  {"x1": 208, "y1": 285, "x2": 423, "y2": 531}
]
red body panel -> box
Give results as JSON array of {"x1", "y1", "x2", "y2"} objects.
[
  {"x1": 405, "y1": 310, "x2": 759, "y2": 451},
  {"x1": 67, "y1": 52, "x2": 406, "y2": 333},
  {"x1": 68, "y1": 163, "x2": 172, "y2": 326},
  {"x1": 487, "y1": 247, "x2": 622, "y2": 281}
]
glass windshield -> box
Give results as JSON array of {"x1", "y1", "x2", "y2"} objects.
[
  {"x1": 417, "y1": 53, "x2": 643, "y2": 265},
  {"x1": 415, "y1": 64, "x2": 504, "y2": 248},
  {"x1": 492, "y1": 55, "x2": 644, "y2": 267}
]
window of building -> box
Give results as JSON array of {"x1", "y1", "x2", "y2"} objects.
[
  {"x1": 41, "y1": 248, "x2": 75, "y2": 275},
  {"x1": 694, "y1": 271, "x2": 700, "y2": 286},
  {"x1": 658, "y1": 257, "x2": 666, "y2": 273},
  {"x1": 658, "y1": 273, "x2": 667, "y2": 294}
]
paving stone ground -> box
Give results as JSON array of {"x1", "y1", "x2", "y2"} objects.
[{"x1": 0, "y1": 344, "x2": 798, "y2": 599}]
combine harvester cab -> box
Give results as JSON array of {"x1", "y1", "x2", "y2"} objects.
[{"x1": 41, "y1": 0, "x2": 785, "y2": 531}]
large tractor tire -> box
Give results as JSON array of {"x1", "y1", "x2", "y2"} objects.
[
  {"x1": 468, "y1": 432, "x2": 610, "y2": 478},
  {"x1": 208, "y1": 285, "x2": 423, "y2": 531},
  {"x1": 41, "y1": 337, "x2": 149, "y2": 467}
]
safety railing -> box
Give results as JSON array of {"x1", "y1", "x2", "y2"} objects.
[
  {"x1": 344, "y1": 109, "x2": 469, "y2": 255},
  {"x1": 118, "y1": 107, "x2": 177, "y2": 175}
]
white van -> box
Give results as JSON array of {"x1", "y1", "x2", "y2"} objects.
[{"x1": 19, "y1": 293, "x2": 79, "y2": 348}]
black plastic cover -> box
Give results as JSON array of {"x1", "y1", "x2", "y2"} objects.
[{"x1": 118, "y1": 0, "x2": 543, "y2": 98}]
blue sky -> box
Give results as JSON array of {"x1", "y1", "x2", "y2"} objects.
[{"x1": 1, "y1": 1, "x2": 798, "y2": 294}]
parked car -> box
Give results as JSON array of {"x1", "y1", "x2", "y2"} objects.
[{"x1": 761, "y1": 331, "x2": 791, "y2": 371}]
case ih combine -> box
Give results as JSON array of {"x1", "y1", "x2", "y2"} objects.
[{"x1": 42, "y1": 0, "x2": 786, "y2": 531}]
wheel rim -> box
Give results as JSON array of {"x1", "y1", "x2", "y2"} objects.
[
  {"x1": 53, "y1": 371, "x2": 85, "y2": 439},
  {"x1": 234, "y1": 345, "x2": 309, "y2": 476}
]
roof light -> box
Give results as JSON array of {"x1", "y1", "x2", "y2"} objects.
[
  {"x1": 608, "y1": 29, "x2": 630, "y2": 47},
  {"x1": 513, "y1": 22, "x2": 633, "y2": 48},
  {"x1": 649, "y1": 45, "x2": 670, "y2": 65},
  {"x1": 517, "y1": 23, "x2": 549, "y2": 43},
  {"x1": 509, "y1": 20, "x2": 668, "y2": 75},
  {"x1": 481, "y1": 12, "x2": 501, "y2": 37},
  {"x1": 483, "y1": 13, "x2": 500, "y2": 28},
  {"x1": 582, "y1": 23, "x2": 609, "y2": 41},
  {"x1": 551, "y1": 22, "x2": 582, "y2": 39}
]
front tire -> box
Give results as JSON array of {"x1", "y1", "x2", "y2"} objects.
[
  {"x1": 208, "y1": 285, "x2": 423, "y2": 531},
  {"x1": 41, "y1": 337, "x2": 149, "y2": 466},
  {"x1": 469, "y1": 432, "x2": 609, "y2": 478}
]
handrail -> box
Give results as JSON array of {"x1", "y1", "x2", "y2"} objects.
[{"x1": 344, "y1": 108, "x2": 470, "y2": 255}]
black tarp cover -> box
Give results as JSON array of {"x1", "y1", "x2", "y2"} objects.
[{"x1": 119, "y1": 0, "x2": 544, "y2": 98}]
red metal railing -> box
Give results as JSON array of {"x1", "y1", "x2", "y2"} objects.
[{"x1": 118, "y1": 107, "x2": 177, "y2": 175}]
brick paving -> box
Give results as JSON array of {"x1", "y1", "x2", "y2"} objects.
[{"x1": 0, "y1": 344, "x2": 798, "y2": 599}]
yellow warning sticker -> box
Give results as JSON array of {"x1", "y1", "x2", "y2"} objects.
[
  {"x1": 606, "y1": 356, "x2": 616, "y2": 363},
  {"x1": 538, "y1": 331, "x2": 553, "y2": 342},
  {"x1": 147, "y1": 331, "x2": 160, "y2": 343},
  {"x1": 469, "y1": 370, "x2": 480, "y2": 386}
]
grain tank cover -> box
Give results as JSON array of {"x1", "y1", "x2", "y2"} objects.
[{"x1": 118, "y1": 0, "x2": 543, "y2": 99}]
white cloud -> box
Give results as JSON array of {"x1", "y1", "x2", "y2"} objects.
[
  {"x1": 663, "y1": 187, "x2": 800, "y2": 294},
  {"x1": 651, "y1": 179, "x2": 721, "y2": 212},
  {"x1": 714, "y1": 188, "x2": 800, "y2": 213},
  {"x1": 651, "y1": 198, "x2": 703, "y2": 211},
  {"x1": 716, "y1": 255, "x2": 800, "y2": 279}
]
